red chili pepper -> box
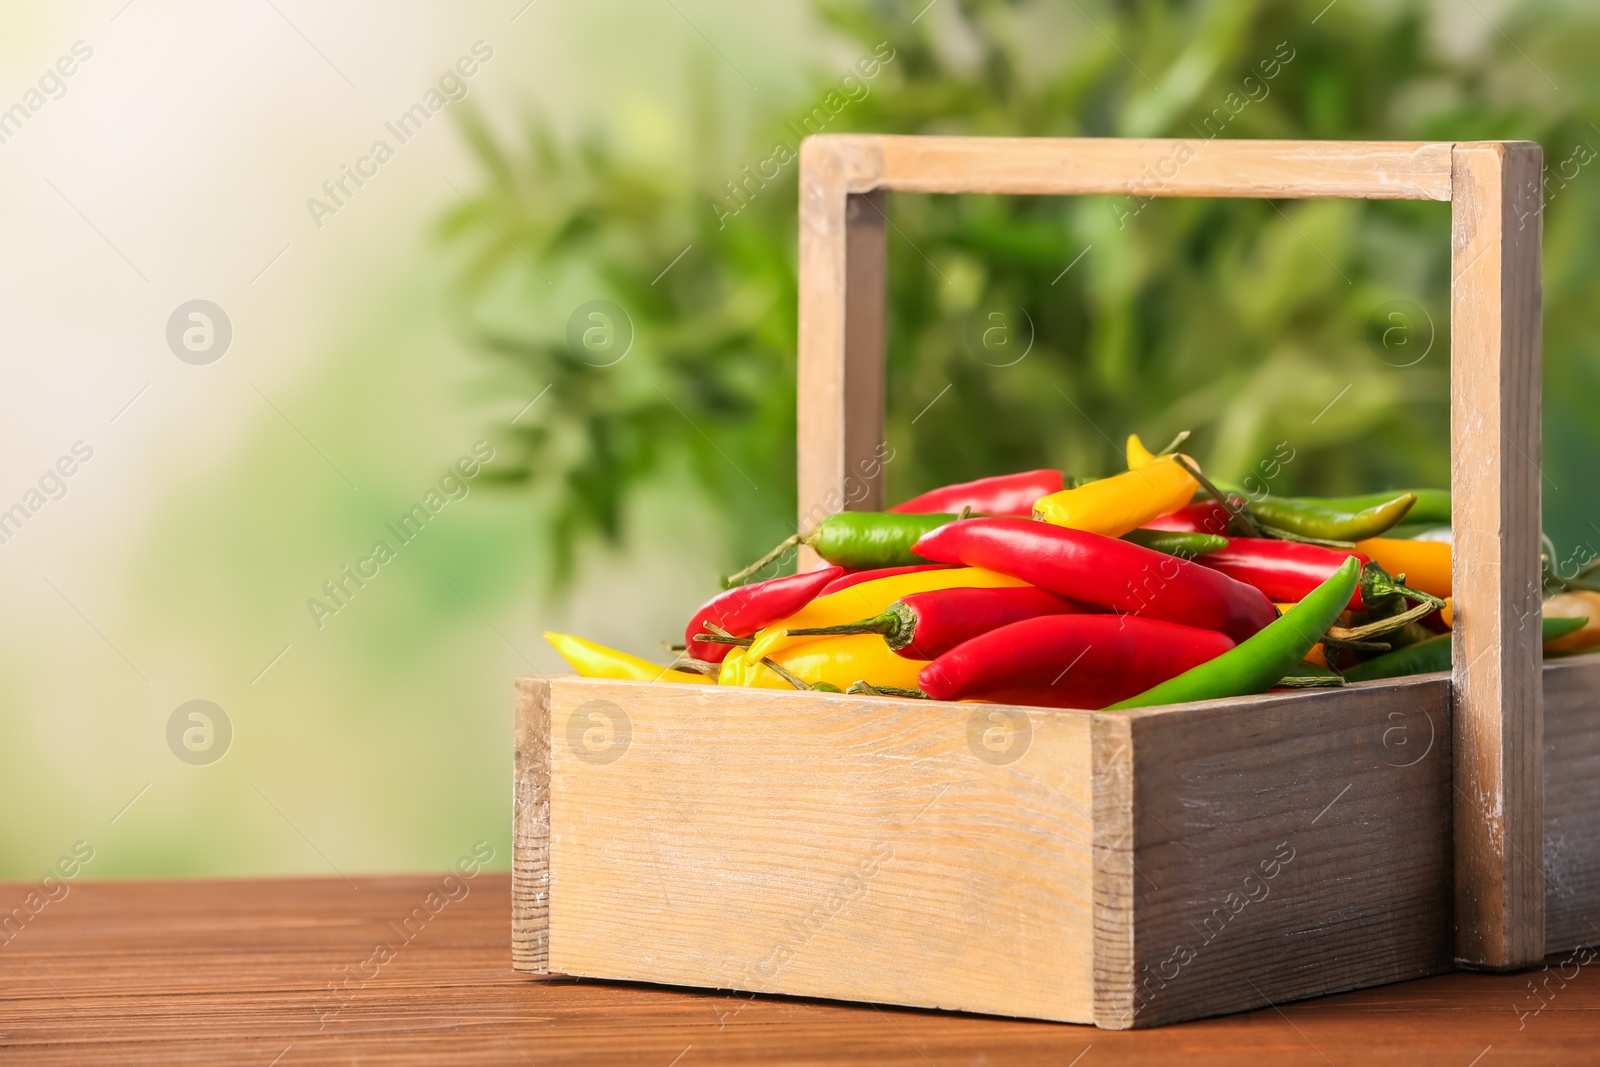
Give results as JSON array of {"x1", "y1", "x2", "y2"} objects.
[
  {"x1": 919, "y1": 614, "x2": 1235, "y2": 709},
  {"x1": 889, "y1": 470, "x2": 1065, "y2": 518},
  {"x1": 1142, "y1": 500, "x2": 1232, "y2": 534},
  {"x1": 786, "y1": 585, "x2": 1091, "y2": 660},
  {"x1": 1195, "y1": 538, "x2": 1431, "y2": 611},
  {"x1": 913, "y1": 517, "x2": 1276, "y2": 643},
  {"x1": 819, "y1": 563, "x2": 950, "y2": 597},
  {"x1": 684, "y1": 566, "x2": 843, "y2": 663}
]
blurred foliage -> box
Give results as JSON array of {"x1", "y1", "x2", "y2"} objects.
[{"x1": 442, "y1": 0, "x2": 1600, "y2": 588}]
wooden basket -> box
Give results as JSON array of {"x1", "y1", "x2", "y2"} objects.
[{"x1": 513, "y1": 136, "x2": 1600, "y2": 1028}]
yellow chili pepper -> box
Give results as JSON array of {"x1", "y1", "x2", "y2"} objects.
[
  {"x1": 719, "y1": 632, "x2": 929, "y2": 691},
  {"x1": 719, "y1": 566, "x2": 1027, "y2": 687},
  {"x1": 1032, "y1": 453, "x2": 1197, "y2": 537},
  {"x1": 544, "y1": 631, "x2": 710, "y2": 684},
  {"x1": 1541, "y1": 591, "x2": 1600, "y2": 654},
  {"x1": 1126, "y1": 433, "x2": 1159, "y2": 469},
  {"x1": 1355, "y1": 538, "x2": 1452, "y2": 600}
]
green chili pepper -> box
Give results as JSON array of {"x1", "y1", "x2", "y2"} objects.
[
  {"x1": 1317, "y1": 489, "x2": 1451, "y2": 526},
  {"x1": 1121, "y1": 529, "x2": 1229, "y2": 557},
  {"x1": 726, "y1": 512, "x2": 957, "y2": 586},
  {"x1": 1343, "y1": 615, "x2": 1589, "y2": 681},
  {"x1": 1106, "y1": 556, "x2": 1360, "y2": 709},
  {"x1": 1251, "y1": 492, "x2": 1415, "y2": 542}
]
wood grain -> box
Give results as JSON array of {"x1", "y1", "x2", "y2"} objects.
[
  {"x1": 796, "y1": 144, "x2": 887, "y2": 569},
  {"x1": 511, "y1": 677, "x2": 551, "y2": 973},
  {"x1": 810, "y1": 135, "x2": 1455, "y2": 200},
  {"x1": 1449, "y1": 140, "x2": 1545, "y2": 970},
  {"x1": 1544, "y1": 653, "x2": 1600, "y2": 952},
  {"x1": 1094, "y1": 677, "x2": 1456, "y2": 1028},
  {"x1": 544, "y1": 676, "x2": 1096, "y2": 1022},
  {"x1": 10, "y1": 874, "x2": 1600, "y2": 1066}
]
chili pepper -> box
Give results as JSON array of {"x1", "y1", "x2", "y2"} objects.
[
  {"x1": 1150, "y1": 489, "x2": 1414, "y2": 543},
  {"x1": 1322, "y1": 489, "x2": 1451, "y2": 526},
  {"x1": 1032, "y1": 454, "x2": 1197, "y2": 538},
  {"x1": 1342, "y1": 616, "x2": 1589, "y2": 682},
  {"x1": 1543, "y1": 591, "x2": 1600, "y2": 654},
  {"x1": 890, "y1": 469, "x2": 1065, "y2": 517},
  {"x1": 819, "y1": 563, "x2": 949, "y2": 597},
  {"x1": 1108, "y1": 557, "x2": 1360, "y2": 709},
  {"x1": 684, "y1": 566, "x2": 844, "y2": 664},
  {"x1": 786, "y1": 585, "x2": 1089, "y2": 659},
  {"x1": 912, "y1": 517, "x2": 1277, "y2": 643},
  {"x1": 544, "y1": 632, "x2": 711, "y2": 685},
  {"x1": 718, "y1": 632, "x2": 929, "y2": 691},
  {"x1": 1354, "y1": 538, "x2": 1451, "y2": 599},
  {"x1": 1122, "y1": 529, "x2": 1229, "y2": 557},
  {"x1": 727, "y1": 512, "x2": 958, "y2": 586},
  {"x1": 918, "y1": 614, "x2": 1235, "y2": 709},
  {"x1": 1241, "y1": 491, "x2": 1416, "y2": 542},
  {"x1": 1197, "y1": 538, "x2": 1438, "y2": 611},
  {"x1": 1126, "y1": 433, "x2": 1159, "y2": 469},
  {"x1": 743, "y1": 565, "x2": 1030, "y2": 664}
]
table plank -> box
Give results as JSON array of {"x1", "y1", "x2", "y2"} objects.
[{"x1": 1, "y1": 874, "x2": 1596, "y2": 1065}]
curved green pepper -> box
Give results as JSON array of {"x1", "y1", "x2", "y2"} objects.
[
  {"x1": 1344, "y1": 615, "x2": 1589, "y2": 681},
  {"x1": 1250, "y1": 492, "x2": 1415, "y2": 542},
  {"x1": 1317, "y1": 489, "x2": 1450, "y2": 526},
  {"x1": 1106, "y1": 557, "x2": 1360, "y2": 709},
  {"x1": 727, "y1": 512, "x2": 957, "y2": 586}
]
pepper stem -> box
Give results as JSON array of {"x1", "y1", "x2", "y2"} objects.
[
  {"x1": 845, "y1": 682, "x2": 929, "y2": 698},
  {"x1": 693, "y1": 632, "x2": 753, "y2": 647},
  {"x1": 785, "y1": 602, "x2": 916, "y2": 648},
  {"x1": 1361, "y1": 565, "x2": 1448, "y2": 610},
  {"x1": 760, "y1": 657, "x2": 813, "y2": 691},
  {"x1": 724, "y1": 533, "x2": 804, "y2": 588},
  {"x1": 1325, "y1": 597, "x2": 1439, "y2": 642},
  {"x1": 1275, "y1": 674, "x2": 1346, "y2": 688},
  {"x1": 1157, "y1": 429, "x2": 1192, "y2": 455},
  {"x1": 1174, "y1": 455, "x2": 1262, "y2": 538}
]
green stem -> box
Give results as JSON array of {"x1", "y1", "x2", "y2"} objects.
[
  {"x1": 845, "y1": 682, "x2": 928, "y2": 698},
  {"x1": 724, "y1": 533, "x2": 803, "y2": 588},
  {"x1": 1175, "y1": 455, "x2": 1261, "y2": 537}
]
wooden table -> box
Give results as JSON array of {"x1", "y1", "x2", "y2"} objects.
[{"x1": 1, "y1": 874, "x2": 1593, "y2": 1065}]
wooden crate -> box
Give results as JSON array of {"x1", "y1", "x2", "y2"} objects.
[{"x1": 513, "y1": 137, "x2": 1599, "y2": 1027}]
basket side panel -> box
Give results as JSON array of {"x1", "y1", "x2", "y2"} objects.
[
  {"x1": 512, "y1": 677, "x2": 552, "y2": 973},
  {"x1": 1544, "y1": 654, "x2": 1600, "y2": 952},
  {"x1": 545, "y1": 678, "x2": 1095, "y2": 1022},
  {"x1": 1104, "y1": 679, "x2": 1455, "y2": 1029}
]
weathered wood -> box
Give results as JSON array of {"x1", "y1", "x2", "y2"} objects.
[
  {"x1": 1449, "y1": 140, "x2": 1545, "y2": 970},
  {"x1": 1094, "y1": 677, "x2": 1456, "y2": 1028},
  {"x1": 796, "y1": 147, "x2": 887, "y2": 569},
  {"x1": 812, "y1": 135, "x2": 1454, "y2": 200},
  {"x1": 544, "y1": 676, "x2": 1096, "y2": 1022},
  {"x1": 511, "y1": 677, "x2": 551, "y2": 973},
  {"x1": 1544, "y1": 653, "x2": 1600, "y2": 952}
]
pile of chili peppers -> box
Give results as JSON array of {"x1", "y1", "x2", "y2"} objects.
[{"x1": 546, "y1": 432, "x2": 1599, "y2": 709}]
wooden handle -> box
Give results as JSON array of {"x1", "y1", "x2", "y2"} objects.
[{"x1": 1449, "y1": 140, "x2": 1545, "y2": 969}]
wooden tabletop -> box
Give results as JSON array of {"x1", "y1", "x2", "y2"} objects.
[{"x1": 2, "y1": 874, "x2": 1594, "y2": 1065}]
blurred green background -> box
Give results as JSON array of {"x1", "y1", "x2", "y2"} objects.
[{"x1": 2, "y1": 0, "x2": 1597, "y2": 882}]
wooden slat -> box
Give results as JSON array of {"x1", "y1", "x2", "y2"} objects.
[
  {"x1": 1094, "y1": 678, "x2": 1456, "y2": 1029},
  {"x1": 544, "y1": 677, "x2": 1096, "y2": 1022},
  {"x1": 1449, "y1": 140, "x2": 1545, "y2": 970},
  {"x1": 1544, "y1": 654, "x2": 1600, "y2": 952},
  {"x1": 796, "y1": 146, "x2": 887, "y2": 569},
  {"x1": 511, "y1": 677, "x2": 551, "y2": 972},
  {"x1": 812, "y1": 135, "x2": 1454, "y2": 200}
]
